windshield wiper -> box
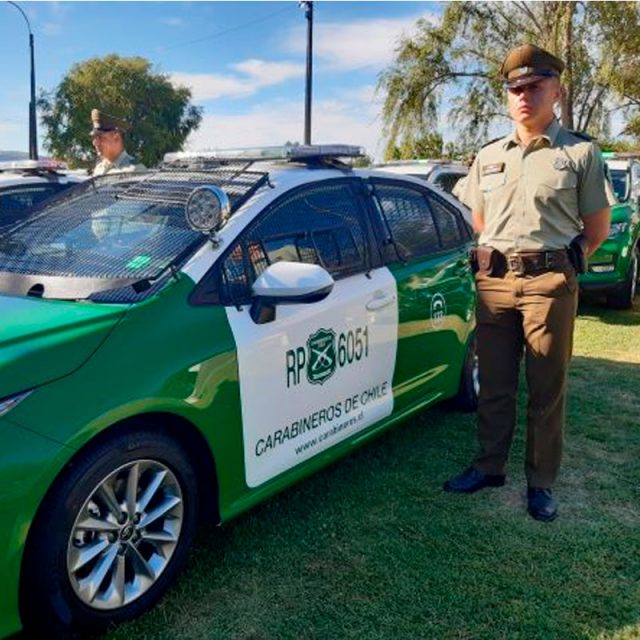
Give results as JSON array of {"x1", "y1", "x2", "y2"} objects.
[{"x1": 128, "y1": 235, "x2": 207, "y2": 293}]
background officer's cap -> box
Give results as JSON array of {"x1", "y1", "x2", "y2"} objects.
[
  {"x1": 90, "y1": 109, "x2": 129, "y2": 136},
  {"x1": 501, "y1": 44, "x2": 565, "y2": 88}
]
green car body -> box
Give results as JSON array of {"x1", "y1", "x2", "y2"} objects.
[
  {"x1": 0, "y1": 157, "x2": 476, "y2": 638},
  {"x1": 578, "y1": 153, "x2": 640, "y2": 308}
]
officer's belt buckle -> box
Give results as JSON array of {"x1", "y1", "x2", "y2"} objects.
[{"x1": 507, "y1": 254, "x2": 525, "y2": 275}]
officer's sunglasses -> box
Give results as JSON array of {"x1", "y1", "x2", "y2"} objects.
[{"x1": 506, "y1": 80, "x2": 548, "y2": 96}]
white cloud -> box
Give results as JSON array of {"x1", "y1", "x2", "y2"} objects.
[
  {"x1": 283, "y1": 14, "x2": 436, "y2": 72},
  {"x1": 183, "y1": 89, "x2": 386, "y2": 161},
  {"x1": 170, "y1": 59, "x2": 304, "y2": 101}
]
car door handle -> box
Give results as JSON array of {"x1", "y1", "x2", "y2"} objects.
[
  {"x1": 453, "y1": 259, "x2": 469, "y2": 276},
  {"x1": 366, "y1": 292, "x2": 395, "y2": 311}
]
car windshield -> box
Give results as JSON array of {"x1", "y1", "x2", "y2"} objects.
[
  {"x1": 0, "y1": 174, "x2": 204, "y2": 299},
  {"x1": 609, "y1": 168, "x2": 629, "y2": 202}
]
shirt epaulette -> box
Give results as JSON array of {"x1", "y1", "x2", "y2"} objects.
[
  {"x1": 480, "y1": 137, "x2": 504, "y2": 149},
  {"x1": 568, "y1": 130, "x2": 594, "y2": 141}
]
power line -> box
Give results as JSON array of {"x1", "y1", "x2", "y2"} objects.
[{"x1": 163, "y1": 5, "x2": 296, "y2": 52}]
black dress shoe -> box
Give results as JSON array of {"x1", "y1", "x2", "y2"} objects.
[
  {"x1": 443, "y1": 467, "x2": 506, "y2": 493},
  {"x1": 527, "y1": 487, "x2": 557, "y2": 522}
]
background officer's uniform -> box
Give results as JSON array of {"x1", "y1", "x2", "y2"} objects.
[
  {"x1": 90, "y1": 109, "x2": 145, "y2": 176},
  {"x1": 93, "y1": 150, "x2": 139, "y2": 177},
  {"x1": 461, "y1": 120, "x2": 615, "y2": 489}
]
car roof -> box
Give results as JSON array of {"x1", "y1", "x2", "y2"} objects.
[
  {"x1": 0, "y1": 173, "x2": 83, "y2": 187},
  {"x1": 606, "y1": 159, "x2": 631, "y2": 172},
  {"x1": 373, "y1": 160, "x2": 466, "y2": 176}
]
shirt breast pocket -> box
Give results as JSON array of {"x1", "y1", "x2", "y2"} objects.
[
  {"x1": 540, "y1": 171, "x2": 578, "y2": 190},
  {"x1": 480, "y1": 173, "x2": 507, "y2": 193},
  {"x1": 536, "y1": 170, "x2": 579, "y2": 211}
]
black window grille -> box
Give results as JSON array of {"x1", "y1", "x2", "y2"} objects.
[
  {"x1": 219, "y1": 181, "x2": 368, "y2": 304},
  {"x1": 371, "y1": 182, "x2": 440, "y2": 260},
  {"x1": 426, "y1": 193, "x2": 466, "y2": 247}
]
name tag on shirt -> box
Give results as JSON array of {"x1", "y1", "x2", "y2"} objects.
[{"x1": 481, "y1": 163, "x2": 505, "y2": 176}]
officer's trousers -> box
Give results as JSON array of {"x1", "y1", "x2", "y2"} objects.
[{"x1": 472, "y1": 268, "x2": 579, "y2": 488}]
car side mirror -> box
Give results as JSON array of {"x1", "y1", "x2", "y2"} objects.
[{"x1": 250, "y1": 261, "x2": 334, "y2": 324}]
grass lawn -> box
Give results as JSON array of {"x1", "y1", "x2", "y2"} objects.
[{"x1": 106, "y1": 299, "x2": 640, "y2": 640}]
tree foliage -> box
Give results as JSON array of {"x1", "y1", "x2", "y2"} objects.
[
  {"x1": 384, "y1": 130, "x2": 443, "y2": 161},
  {"x1": 39, "y1": 55, "x2": 203, "y2": 168},
  {"x1": 378, "y1": 2, "x2": 640, "y2": 150}
]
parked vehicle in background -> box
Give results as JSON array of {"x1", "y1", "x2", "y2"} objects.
[
  {"x1": 578, "y1": 152, "x2": 640, "y2": 309},
  {"x1": 0, "y1": 144, "x2": 477, "y2": 638},
  {"x1": 0, "y1": 160, "x2": 86, "y2": 230},
  {"x1": 374, "y1": 160, "x2": 469, "y2": 195}
]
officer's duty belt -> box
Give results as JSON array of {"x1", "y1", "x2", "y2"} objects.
[
  {"x1": 504, "y1": 250, "x2": 570, "y2": 276},
  {"x1": 471, "y1": 246, "x2": 571, "y2": 276}
]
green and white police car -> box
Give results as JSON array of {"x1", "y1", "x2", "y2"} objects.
[
  {"x1": 0, "y1": 145, "x2": 477, "y2": 638},
  {"x1": 579, "y1": 152, "x2": 640, "y2": 308},
  {"x1": 0, "y1": 159, "x2": 85, "y2": 230}
]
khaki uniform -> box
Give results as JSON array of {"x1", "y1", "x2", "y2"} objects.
[
  {"x1": 460, "y1": 119, "x2": 615, "y2": 488},
  {"x1": 93, "y1": 151, "x2": 145, "y2": 177}
]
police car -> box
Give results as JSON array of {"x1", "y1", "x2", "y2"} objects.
[
  {"x1": 0, "y1": 159, "x2": 85, "y2": 230},
  {"x1": 374, "y1": 159, "x2": 469, "y2": 195},
  {"x1": 578, "y1": 152, "x2": 640, "y2": 308},
  {"x1": 0, "y1": 144, "x2": 477, "y2": 638}
]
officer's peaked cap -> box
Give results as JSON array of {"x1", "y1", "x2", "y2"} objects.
[
  {"x1": 501, "y1": 44, "x2": 564, "y2": 88},
  {"x1": 90, "y1": 109, "x2": 129, "y2": 135}
]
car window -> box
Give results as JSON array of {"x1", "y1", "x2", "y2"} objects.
[
  {"x1": 432, "y1": 172, "x2": 465, "y2": 195},
  {"x1": 370, "y1": 181, "x2": 441, "y2": 262},
  {"x1": 609, "y1": 168, "x2": 629, "y2": 202},
  {"x1": 425, "y1": 192, "x2": 467, "y2": 247},
  {"x1": 218, "y1": 180, "x2": 369, "y2": 305},
  {"x1": 0, "y1": 184, "x2": 67, "y2": 228}
]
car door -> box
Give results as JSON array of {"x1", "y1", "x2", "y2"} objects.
[
  {"x1": 365, "y1": 177, "x2": 475, "y2": 413},
  {"x1": 218, "y1": 178, "x2": 399, "y2": 488}
]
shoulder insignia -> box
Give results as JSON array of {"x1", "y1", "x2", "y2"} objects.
[
  {"x1": 480, "y1": 136, "x2": 504, "y2": 149},
  {"x1": 568, "y1": 130, "x2": 594, "y2": 142}
]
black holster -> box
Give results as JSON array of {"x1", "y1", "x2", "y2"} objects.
[
  {"x1": 470, "y1": 246, "x2": 499, "y2": 275},
  {"x1": 566, "y1": 235, "x2": 588, "y2": 274}
]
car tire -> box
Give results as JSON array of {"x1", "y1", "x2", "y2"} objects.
[
  {"x1": 452, "y1": 332, "x2": 479, "y2": 412},
  {"x1": 20, "y1": 427, "x2": 199, "y2": 638},
  {"x1": 606, "y1": 248, "x2": 638, "y2": 310}
]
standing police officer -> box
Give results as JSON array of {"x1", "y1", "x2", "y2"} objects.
[
  {"x1": 444, "y1": 44, "x2": 614, "y2": 521},
  {"x1": 90, "y1": 109, "x2": 145, "y2": 176}
]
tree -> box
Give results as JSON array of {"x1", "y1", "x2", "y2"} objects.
[
  {"x1": 39, "y1": 55, "x2": 203, "y2": 168},
  {"x1": 378, "y1": 2, "x2": 640, "y2": 149},
  {"x1": 384, "y1": 130, "x2": 443, "y2": 161},
  {"x1": 351, "y1": 154, "x2": 373, "y2": 168}
]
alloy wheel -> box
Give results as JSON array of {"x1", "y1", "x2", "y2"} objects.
[{"x1": 66, "y1": 459, "x2": 183, "y2": 610}]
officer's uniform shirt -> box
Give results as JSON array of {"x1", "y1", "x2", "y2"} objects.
[
  {"x1": 93, "y1": 150, "x2": 144, "y2": 177},
  {"x1": 460, "y1": 119, "x2": 616, "y2": 254}
]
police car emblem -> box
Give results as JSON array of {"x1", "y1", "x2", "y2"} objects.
[
  {"x1": 307, "y1": 328, "x2": 337, "y2": 385},
  {"x1": 430, "y1": 293, "x2": 447, "y2": 328}
]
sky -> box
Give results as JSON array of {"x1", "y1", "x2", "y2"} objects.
[{"x1": 0, "y1": 0, "x2": 445, "y2": 161}]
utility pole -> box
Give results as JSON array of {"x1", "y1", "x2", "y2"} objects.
[
  {"x1": 300, "y1": 1, "x2": 313, "y2": 145},
  {"x1": 8, "y1": 1, "x2": 38, "y2": 159}
]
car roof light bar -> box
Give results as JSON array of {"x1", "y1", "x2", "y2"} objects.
[
  {"x1": 164, "y1": 143, "x2": 365, "y2": 164},
  {"x1": 0, "y1": 160, "x2": 67, "y2": 171},
  {"x1": 0, "y1": 159, "x2": 67, "y2": 172}
]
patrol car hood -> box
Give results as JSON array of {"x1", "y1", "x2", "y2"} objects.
[{"x1": 0, "y1": 294, "x2": 126, "y2": 399}]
